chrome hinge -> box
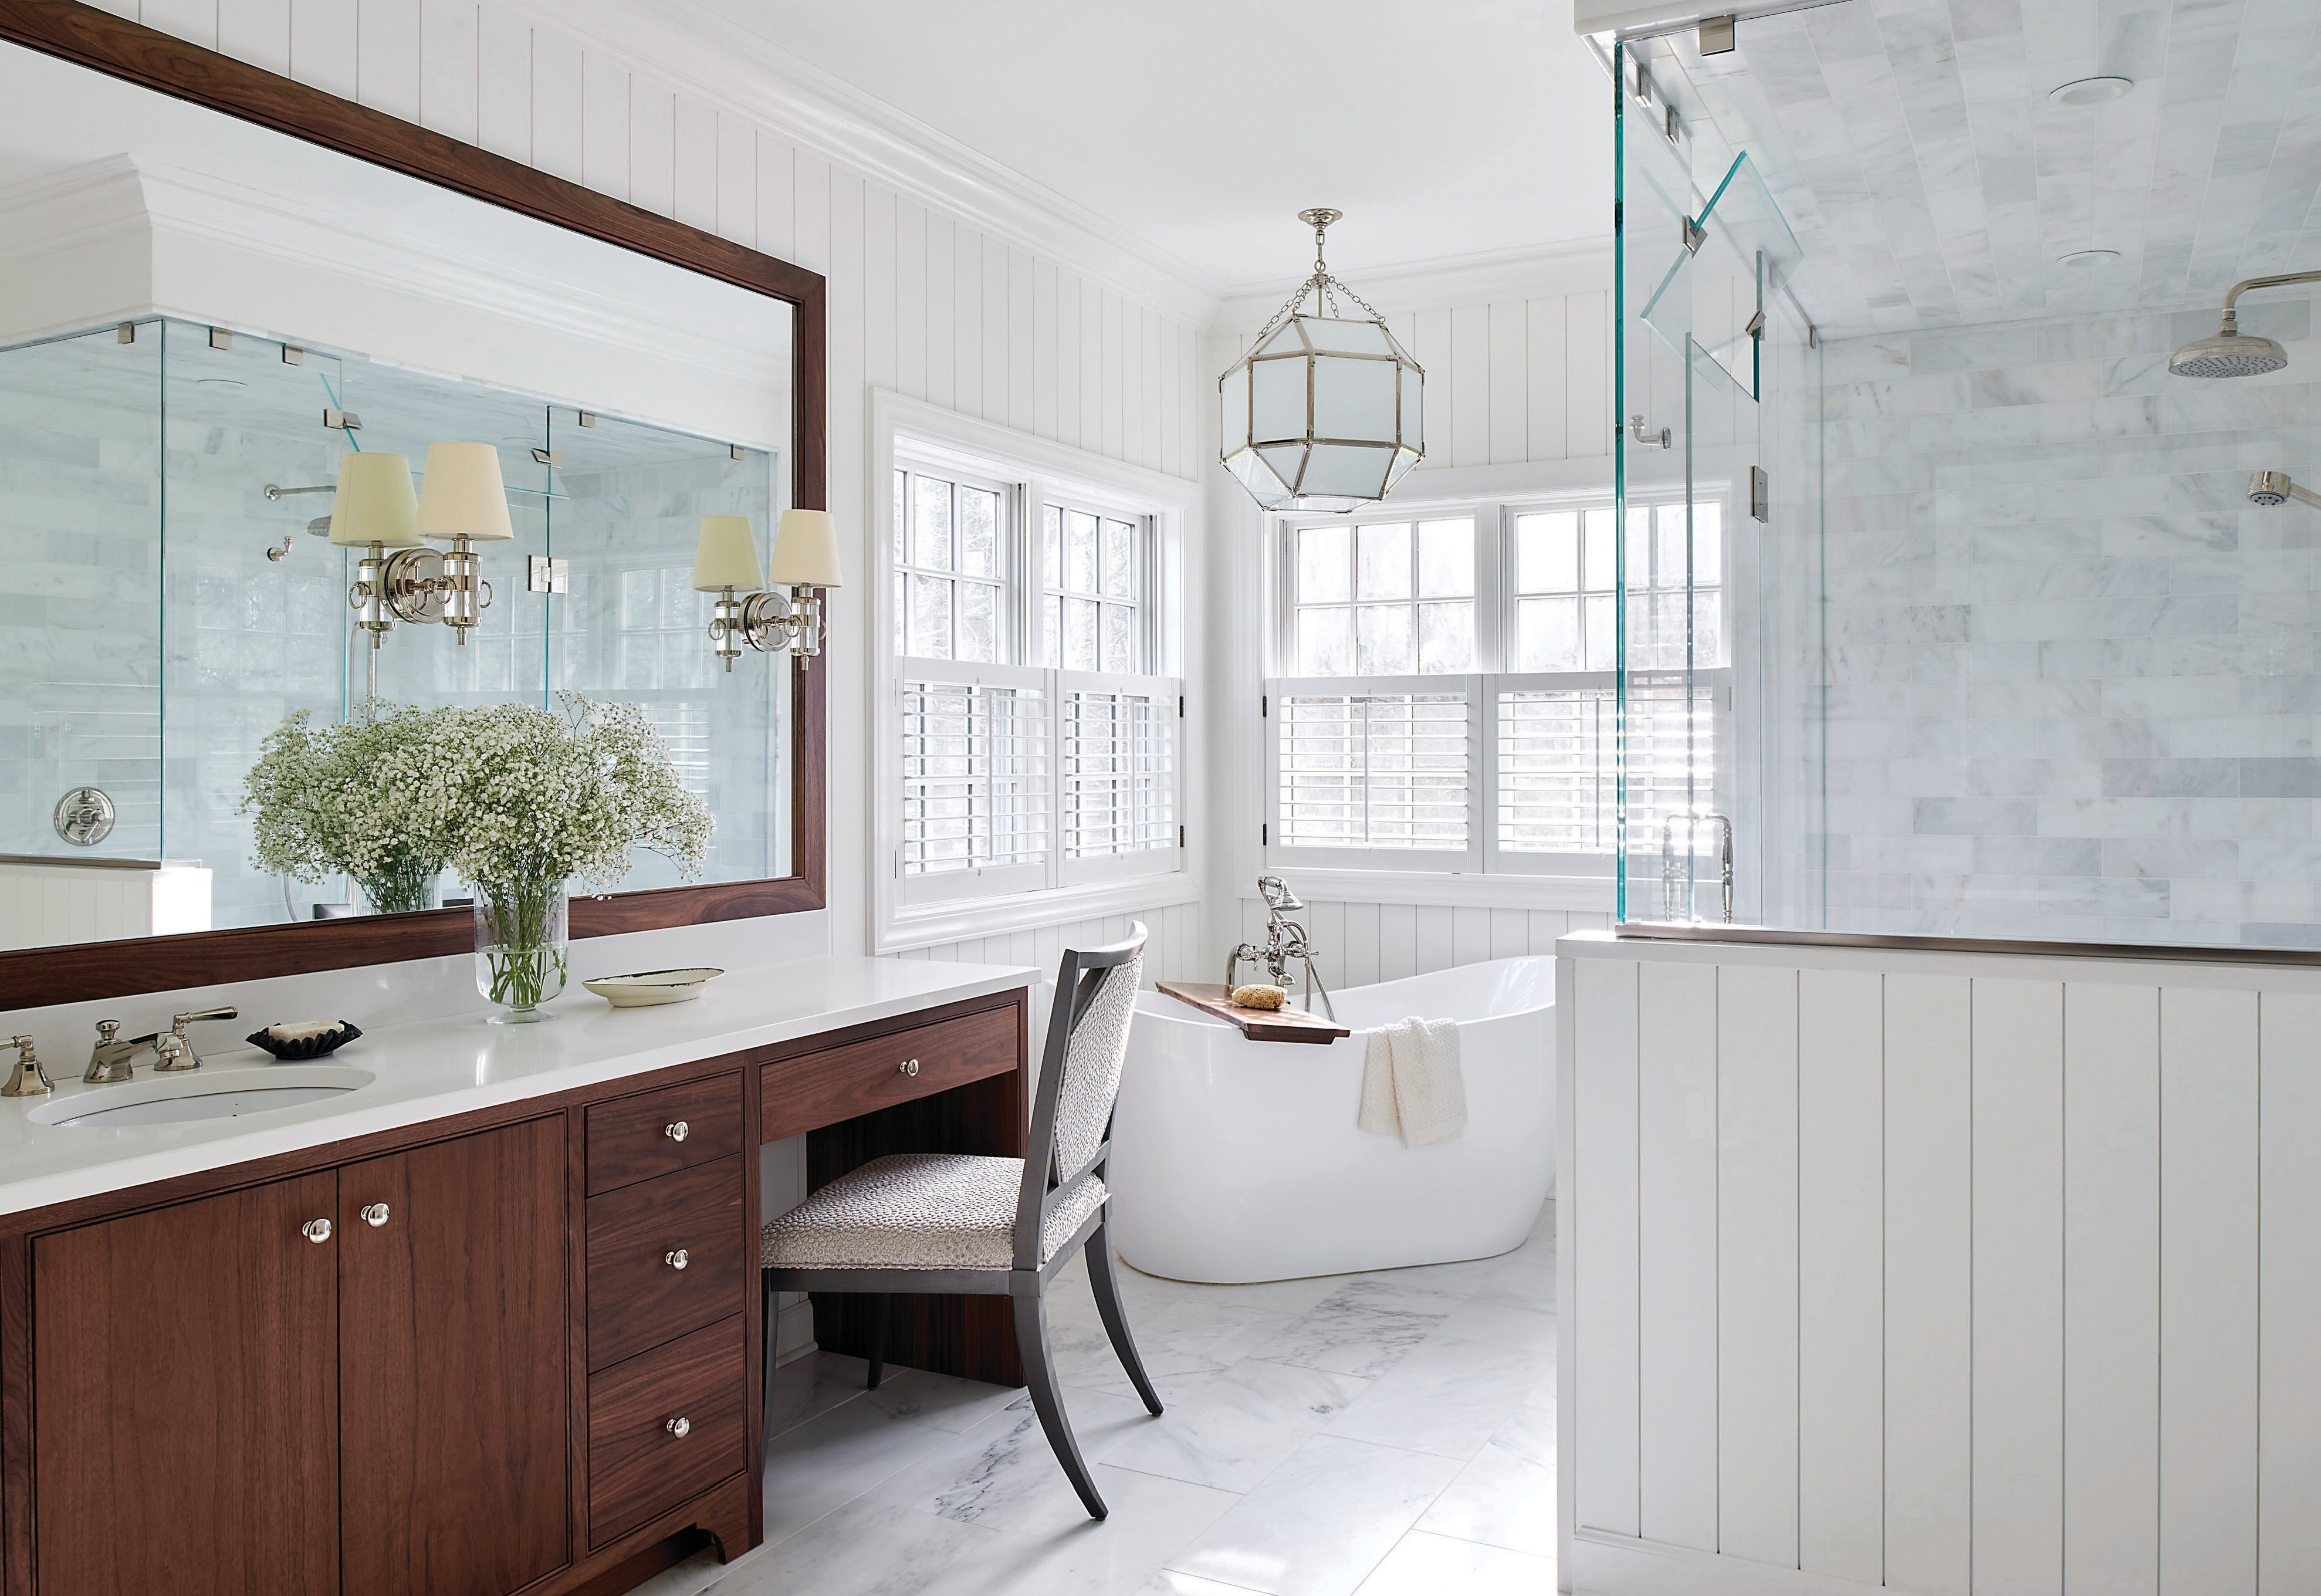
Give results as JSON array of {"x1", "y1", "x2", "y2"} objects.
[
  {"x1": 1682, "y1": 218, "x2": 1706, "y2": 255},
  {"x1": 282, "y1": 344, "x2": 304, "y2": 366},
  {"x1": 528, "y1": 555, "x2": 570, "y2": 593},
  {"x1": 532, "y1": 448, "x2": 563, "y2": 467},
  {"x1": 323, "y1": 408, "x2": 361, "y2": 431},
  {"x1": 1700, "y1": 13, "x2": 1737, "y2": 54},
  {"x1": 209, "y1": 326, "x2": 232, "y2": 351},
  {"x1": 1745, "y1": 309, "x2": 1766, "y2": 338},
  {"x1": 577, "y1": 410, "x2": 597, "y2": 427}
]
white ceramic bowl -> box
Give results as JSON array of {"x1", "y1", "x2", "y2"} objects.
[{"x1": 581, "y1": 968, "x2": 724, "y2": 1007}]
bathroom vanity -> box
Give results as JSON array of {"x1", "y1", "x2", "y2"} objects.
[{"x1": 0, "y1": 957, "x2": 1033, "y2": 1596}]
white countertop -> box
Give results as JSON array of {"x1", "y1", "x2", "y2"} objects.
[{"x1": 0, "y1": 955, "x2": 1035, "y2": 1218}]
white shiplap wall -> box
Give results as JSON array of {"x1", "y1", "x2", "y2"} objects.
[
  {"x1": 1223, "y1": 900, "x2": 1611, "y2": 991},
  {"x1": 1558, "y1": 932, "x2": 2321, "y2": 1596},
  {"x1": 106, "y1": 0, "x2": 1210, "y2": 972}
]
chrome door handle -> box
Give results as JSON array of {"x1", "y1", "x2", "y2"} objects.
[
  {"x1": 898, "y1": 1058, "x2": 919, "y2": 1077},
  {"x1": 360, "y1": 1203, "x2": 390, "y2": 1228},
  {"x1": 664, "y1": 1248, "x2": 689, "y2": 1270},
  {"x1": 302, "y1": 1218, "x2": 333, "y2": 1243},
  {"x1": 665, "y1": 1415, "x2": 691, "y2": 1438},
  {"x1": 664, "y1": 1120, "x2": 689, "y2": 1142}
]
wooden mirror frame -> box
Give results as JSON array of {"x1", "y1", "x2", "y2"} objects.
[{"x1": 0, "y1": 2, "x2": 828, "y2": 1007}]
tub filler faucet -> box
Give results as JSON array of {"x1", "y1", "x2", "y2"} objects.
[
  {"x1": 1226, "y1": 875, "x2": 1337, "y2": 1021},
  {"x1": 1661, "y1": 813, "x2": 1734, "y2": 923}
]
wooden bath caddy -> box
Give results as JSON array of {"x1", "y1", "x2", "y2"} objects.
[{"x1": 1155, "y1": 982, "x2": 1352, "y2": 1044}]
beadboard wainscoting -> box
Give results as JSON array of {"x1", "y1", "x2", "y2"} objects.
[
  {"x1": 1223, "y1": 897, "x2": 1612, "y2": 991},
  {"x1": 889, "y1": 900, "x2": 1199, "y2": 989},
  {"x1": 1556, "y1": 929, "x2": 2321, "y2": 1596}
]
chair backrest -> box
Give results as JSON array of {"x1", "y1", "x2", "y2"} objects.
[{"x1": 1013, "y1": 922, "x2": 1146, "y2": 1269}]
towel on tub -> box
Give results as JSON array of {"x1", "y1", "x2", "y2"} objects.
[{"x1": 1357, "y1": 1017, "x2": 1466, "y2": 1147}]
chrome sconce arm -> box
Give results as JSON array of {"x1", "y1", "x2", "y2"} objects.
[{"x1": 708, "y1": 585, "x2": 826, "y2": 671}]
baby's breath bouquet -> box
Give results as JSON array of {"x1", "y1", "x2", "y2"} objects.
[
  {"x1": 416, "y1": 694, "x2": 713, "y2": 1021},
  {"x1": 242, "y1": 702, "x2": 456, "y2": 915}
]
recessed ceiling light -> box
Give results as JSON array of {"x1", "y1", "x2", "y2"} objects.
[
  {"x1": 2058, "y1": 249, "x2": 2122, "y2": 269},
  {"x1": 2051, "y1": 76, "x2": 2133, "y2": 106}
]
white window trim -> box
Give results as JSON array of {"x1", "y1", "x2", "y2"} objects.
[
  {"x1": 871, "y1": 390, "x2": 1199, "y2": 954},
  {"x1": 1227, "y1": 456, "x2": 1741, "y2": 914}
]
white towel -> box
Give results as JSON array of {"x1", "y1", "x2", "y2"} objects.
[{"x1": 1356, "y1": 1016, "x2": 1466, "y2": 1147}]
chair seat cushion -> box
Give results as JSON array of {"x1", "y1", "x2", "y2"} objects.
[{"x1": 760, "y1": 1153, "x2": 1107, "y2": 1272}]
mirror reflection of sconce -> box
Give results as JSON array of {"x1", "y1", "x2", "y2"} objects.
[
  {"x1": 692, "y1": 510, "x2": 844, "y2": 672},
  {"x1": 414, "y1": 442, "x2": 511, "y2": 646},
  {"x1": 332, "y1": 451, "x2": 426, "y2": 649}
]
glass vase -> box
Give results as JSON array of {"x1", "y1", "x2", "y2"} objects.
[
  {"x1": 356, "y1": 860, "x2": 439, "y2": 917},
  {"x1": 473, "y1": 878, "x2": 569, "y2": 1023}
]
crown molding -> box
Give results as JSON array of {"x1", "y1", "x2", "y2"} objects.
[
  {"x1": 491, "y1": 0, "x2": 1226, "y2": 329},
  {"x1": 1212, "y1": 237, "x2": 1616, "y2": 332}
]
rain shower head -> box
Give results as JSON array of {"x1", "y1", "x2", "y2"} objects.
[
  {"x1": 2170, "y1": 268, "x2": 2321, "y2": 377},
  {"x1": 2170, "y1": 324, "x2": 2289, "y2": 378},
  {"x1": 2248, "y1": 471, "x2": 2321, "y2": 509}
]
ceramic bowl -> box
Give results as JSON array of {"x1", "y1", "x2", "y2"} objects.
[
  {"x1": 581, "y1": 968, "x2": 724, "y2": 1008},
  {"x1": 246, "y1": 1020, "x2": 363, "y2": 1060}
]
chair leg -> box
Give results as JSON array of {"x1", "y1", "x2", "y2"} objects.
[
  {"x1": 1086, "y1": 1219, "x2": 1163, "y2": 1416},
  {"x1": 866, "y1": 1292, "x2": 891, "y2": 1391},
  {"x1": 1013, "y1": 1291, "x2": 1107, "y2": 1519}
]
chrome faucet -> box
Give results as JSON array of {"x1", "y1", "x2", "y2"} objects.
[
  {"x1": 153, "y1": 1007, "x2": 238, "y2": 1073},
  {"x1": 86, "y1": 1019, "x2": 154, "y2": 1083},
  {"x1": 1225, "y1": 875, "x2": 1337, "y2": 1020},
  {"x1": 2, "y1": 1036, "x2": 53, "y2": 1098}
]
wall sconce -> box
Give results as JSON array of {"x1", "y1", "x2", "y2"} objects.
[
  {"x1": 415, "y1": 441, "x2": 513, "y2": 645},
  {"x1": 330, "y1": 452, "x2": 424, "y2": 648},
  {"x1": 691, "y1": 509, "x2": 843, "y2": 672}
]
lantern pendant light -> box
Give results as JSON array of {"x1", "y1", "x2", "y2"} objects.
[{"x1": 1219, "y1": 209, "x2": 1425, "y2": 513}]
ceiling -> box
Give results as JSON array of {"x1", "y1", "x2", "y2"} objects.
[
  {"x1": 1660, "y1": 0, "x2": 2321, "y2": 337},
  {"x1": 672, "y1": 0, "x2": 1614, "y2": 300}
]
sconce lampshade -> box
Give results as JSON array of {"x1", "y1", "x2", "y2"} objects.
[
  {"x1": 326, "y1": 452, "x2": 422, "y2": 547},
  {"x1": 766, "y1": 509, "x2": 843, "y2": 588},
  {"x1": 415, "y1": 441, "x2": 515, "y2": 542},
  {"x1": 692, "y1": 516, "x2": 763, "y2": 593}
]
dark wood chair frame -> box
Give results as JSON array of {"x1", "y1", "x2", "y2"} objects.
[{"x1": 762, "y1": 924, "x2": 1161, "y2": 1519}]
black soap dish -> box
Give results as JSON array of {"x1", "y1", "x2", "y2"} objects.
[{"x1": 247, "y1": 1020, "x2": 363, "y2": 1060}]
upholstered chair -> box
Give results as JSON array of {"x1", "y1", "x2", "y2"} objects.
[{"x1": 760, "y1": 924, "x2": 1159, "y2": 1519}]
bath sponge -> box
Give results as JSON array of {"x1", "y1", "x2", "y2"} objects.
[{"x1": 1230, "y1": 985, "x2": 1288, "y2": 1010}]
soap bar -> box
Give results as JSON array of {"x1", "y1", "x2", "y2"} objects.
[
  {"x1": 266, "y1": 1020, "x2": 340, "y2": 1042},
  {"x1": 1230, "y1": 985, "x2": 1288, "y2": 1010}
]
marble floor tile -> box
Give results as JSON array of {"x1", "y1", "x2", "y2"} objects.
[
  {"x1": 1243, "y1": 1286, "x2": 1463, "y2": 1381},
  {"x1": 1163, "y1": 1273, "x2": 1347, "y2": 1320},
  {"x1": 1477, "y1": 1258, "x2": 1555, "y2": 1313},
  {"x1": 703, "y1": 1499, "x2": 997, "y2": 1596},
  {"x1": 765, "y1": 1350, "x2": 874, "y2": 1438},
  {"x1": 1053, "y1": 1293, "x2": 1296, "y2": 1401},
  {"x1": 1429, "y1": 1297, "x2": 1556, "y2": 1356},
  {"x1": 1164, "y1": 1435, "x2": 1461, "y2": 1596},
  {"x1": 867, "y1": 1384, "x2": 1163, "y2": 1531},
  {"x1": 1134, "y1": 1572, "x2": 1270, "y2": 1595},
  {"x1": 1101, "y1": 1357, "x2": 1372, "y2": 1492},
  {"x1": 762, "y1": 1396, "x2": 957, "y2": 1543},
  {"x1": 620, "y1": 1547, "x2": 743, "y2": 1596},
  {"x1": 1412, "y1": 1406, "x2": 1557, "y2": 1558},
  {"x1": 1326, "y1": 1335, "x2": 1553, "y2": 1460},
  {"x1": 922, "y1": 1465, "x2": 1243, "y2": 1596},
  {"x1": 1348, "y1": 1530, "x2": 1557, "y2": 1595},
  {"x1": 856, "y1": 1365, "x2": 1025, "y2": 1434}
]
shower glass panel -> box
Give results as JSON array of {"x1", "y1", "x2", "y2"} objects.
[{"x1": 1613, "y1": 34, "x2": 1826, "y2": 927}]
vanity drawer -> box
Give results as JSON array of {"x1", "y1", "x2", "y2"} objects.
[
  {"x1": 586, "y1": 1071, "x2": 743, "y2": 1195},
  {"x1": 587, "y1": 1315, "x2": 747, "y2": 1549},
  {"x1": 586, "y1": 1154, "x2": 747, "y2": 1371},
  {"x1": 761, "y1": 1002, "x2": 1019, "y2": 1143}
]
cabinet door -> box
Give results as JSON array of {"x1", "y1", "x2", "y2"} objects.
[
  {"x1": 339, "y1": 1118, "x2": 570, "y2": 1596},
  {"x1": 33, "y1": 1171, "x2": 340, "y2": 1596}
]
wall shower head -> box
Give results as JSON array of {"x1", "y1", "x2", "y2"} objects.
[
  {"x1": 2248, "y1": 471, "x2": 2321, "y2": 509},
  {"x1": 2169, "y1": 268, "x2": 2321, "y2": 377}
]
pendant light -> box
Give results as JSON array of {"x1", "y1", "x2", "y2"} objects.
[{"x1": 1219, "y1": 209, "x2": 1425, "y2": 513}]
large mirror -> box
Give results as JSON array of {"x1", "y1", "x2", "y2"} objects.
[{"x1": 0, "y1": 18, "x2": 823, "y2": 995}]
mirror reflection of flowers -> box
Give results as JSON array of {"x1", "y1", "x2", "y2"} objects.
[{"x1": 241, "y1": 701, "x2": 458, "y2": 915}]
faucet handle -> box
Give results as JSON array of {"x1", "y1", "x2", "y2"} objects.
[
  {"x1": 95, "y1": 1019, "x2": 120, "y2": 1043},
  {"x1": 172, "y1": 1006, "x2": 238, "y2": 1029},
  {"x1": 154, "y1": 1007, "x2": 237, "y2": 1073},
  {"x1": 2, "y1": 1036, "x2": 53, "y2": 1098}
]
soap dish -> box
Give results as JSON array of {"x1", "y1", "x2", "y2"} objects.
[
  {"x1": 582, "y1": 968, "x2": 724, "y2": 1008},
  {"x1": 247, "y1": 1020, "x2": 363, "y2": 1060}
]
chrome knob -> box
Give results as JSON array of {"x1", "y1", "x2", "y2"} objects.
[
  {"x1": 664, "y1": 1121, "x2": 689, "y2": 1142},
  {"x1": 898, "y1": 1057, "x2": 920, "y2": 1077},
  {"x1": 665, "y1": 1415, "x2": 691, "y2": 1438},
  {"x1": 665, "y1": 1248, "x2": 689, "y2": 1270},
  {"x1": 302, "y1": 1218, "x2": 333, "y2": 1243},
  {"x1": 361, "y1": 1203, "x2": 390, "y2": 1228}
]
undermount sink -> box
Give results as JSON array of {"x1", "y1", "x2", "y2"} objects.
[{"x1": 29, "y1": 1064, "x2": 375, "y2": 1129}]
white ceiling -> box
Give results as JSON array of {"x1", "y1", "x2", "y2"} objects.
[
  {"x1": 1657, "y1": 0, "x2": 2321, "y2": 337},
  {"x1": 674, "y1": 0, "x2": 1613, "y2": 300}
]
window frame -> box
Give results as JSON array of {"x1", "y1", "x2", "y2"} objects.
[
  {"x1": 870, "y1": 390, "x2": 1198, "y2": 953},
  {"x1": 1258, "y1": 481, "x2": 1735, "y2": 894}
]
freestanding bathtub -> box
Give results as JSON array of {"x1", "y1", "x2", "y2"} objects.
[{"x1": 1107, "y1": 956, "x2": 1554, "y2": 1283}]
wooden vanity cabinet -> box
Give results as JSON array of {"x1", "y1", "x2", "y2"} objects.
[{"x1": 29, "y1": 1118, "x2": 569, "y2": 1596}]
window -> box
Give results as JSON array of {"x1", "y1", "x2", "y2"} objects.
[
  {"x1": 1267, "y1": 497, "x2": 1728, "y2": 879},
  {"x1": 872, "y1": 393, "x2": 1194, "y2": 950}
]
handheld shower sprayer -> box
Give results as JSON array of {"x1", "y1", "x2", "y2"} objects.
[
  {"x1": 1227, "y1": 875, "x2": 1336, "y2": 1021},
  {"x1": 2248, "y1": 471, "x2": 2321, "y2": 510}
]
